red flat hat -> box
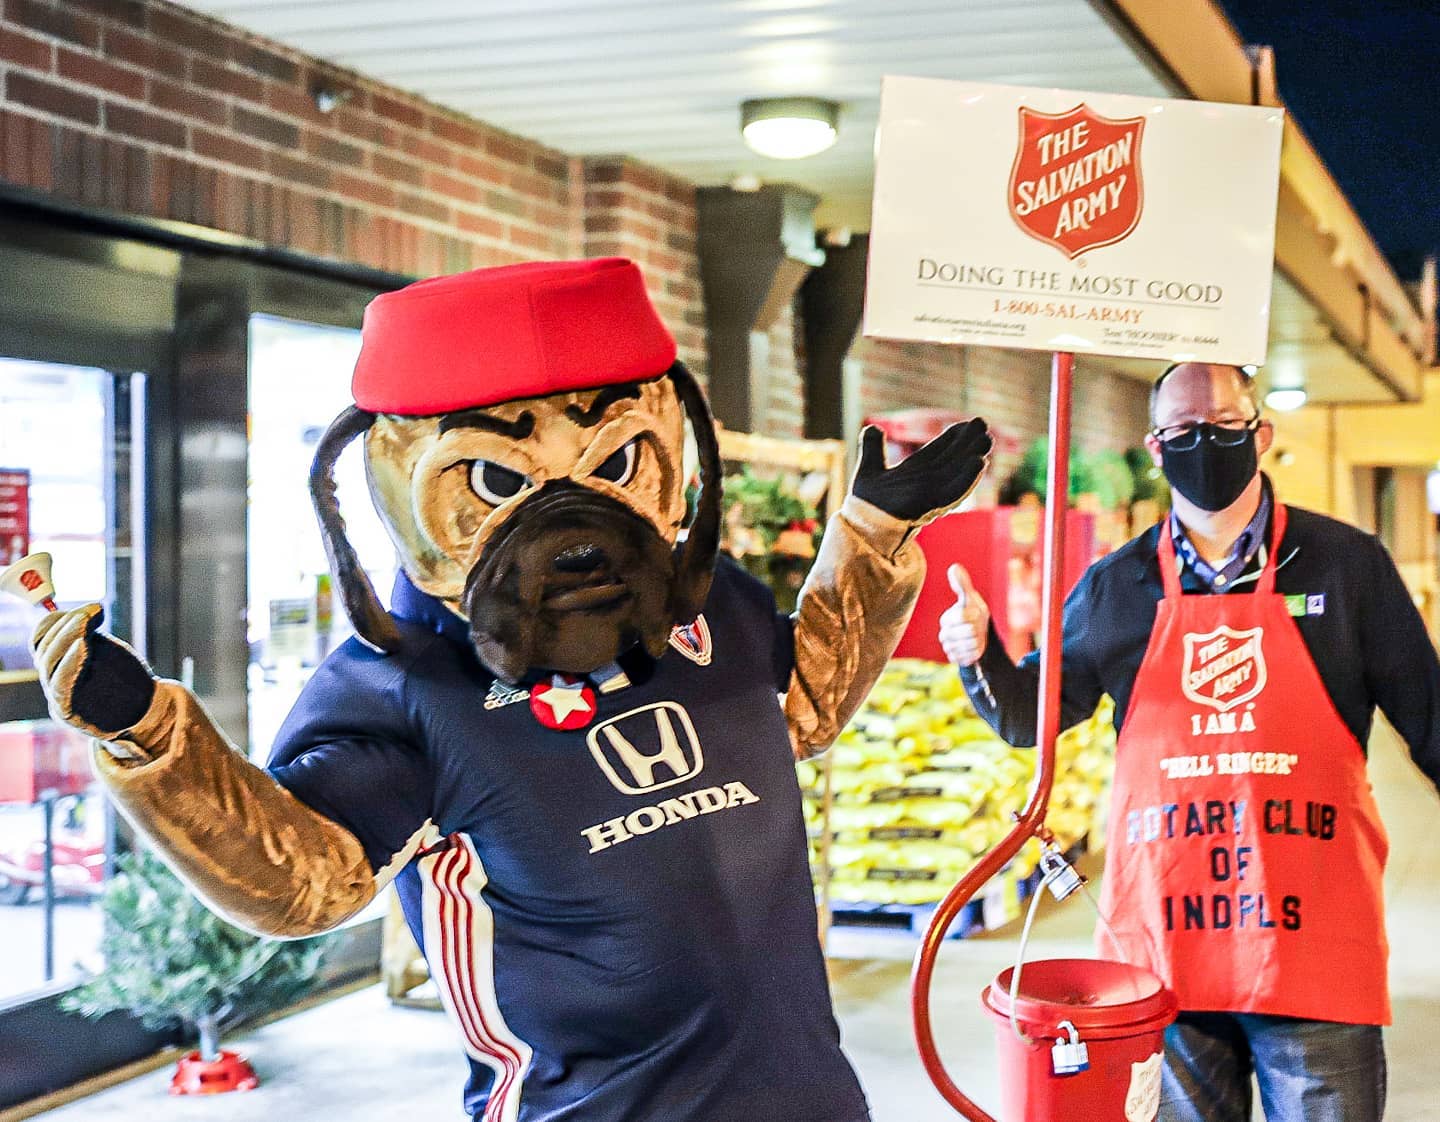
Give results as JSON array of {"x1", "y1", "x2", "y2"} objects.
[{"x1": 352, "y1": 257, "x2": 677, "y2": 415}]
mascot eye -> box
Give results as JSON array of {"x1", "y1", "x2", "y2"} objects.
[
  {"x1": 469, "y1": 460, "x2": 534, "y2": 506},
  {"x1": 592, "y1": 439, "x2": 638, "y2": 486}
]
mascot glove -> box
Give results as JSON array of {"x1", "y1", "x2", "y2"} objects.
[
  {"x1": 31, "y1": 605, "x2": 158, "y2": 755},
  {"x1": 850, "y1": 418, "x2": 992, "y2": 525}
]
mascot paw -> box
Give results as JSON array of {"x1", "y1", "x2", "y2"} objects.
[
  {"x1": 31, "y1": 605, "x2": 157, "y2": 744},
  {"x1": 851, "y1": 419, "x2": 992, "y2": 524}
]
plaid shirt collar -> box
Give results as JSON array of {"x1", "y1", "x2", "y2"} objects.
[{"x1": 1169, "y1": 481, "x2": 1272, "y2": 592}]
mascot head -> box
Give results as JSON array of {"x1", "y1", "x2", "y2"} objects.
[{"x1": 310, "y1": 258, "x2": 721, "y2": 683}]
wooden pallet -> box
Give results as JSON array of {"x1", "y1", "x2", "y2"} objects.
[
  {"x1": 829, "y1": 898, "x2": 986, "y2": 940},
  {"x1": 828, "y1": 840, "x2": 1090, "y2": 941}
]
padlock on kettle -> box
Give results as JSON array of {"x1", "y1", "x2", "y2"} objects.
[{"x1": 1050, "y1": 1019, "x2": 1089, "y2": 1076}]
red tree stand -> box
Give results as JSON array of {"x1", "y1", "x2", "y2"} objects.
[{"x1": 169, "y1": 1051, "x2": 260, "y2": 1095}]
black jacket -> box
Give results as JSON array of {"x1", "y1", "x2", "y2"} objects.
[{"x1": 960, "y1": 500, "x2": 1440, "y2": 791}]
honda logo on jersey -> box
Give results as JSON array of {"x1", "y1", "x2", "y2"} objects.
[
  {"x1": 1181, "y1": 625, "x2": 1267, "y2": 712},
  {"x1": 588, "y1": 702, "x2": 705, "y2": 794}
]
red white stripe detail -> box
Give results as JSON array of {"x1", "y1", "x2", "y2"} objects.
[
  {"x1": 668, "y1": 613, "x2": 713, "y2": 665},
  {"x1": 420, "y1": 834, "x2": 533, "y2": 1122}
]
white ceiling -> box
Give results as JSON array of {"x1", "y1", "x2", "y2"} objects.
[
  {"x1": 180, "y1": 0, "x2": 1173, "y2": 230},
  {"x1": 1261, "y1": 272, "x2": 1394, "y2": 404},
  {"x1": 181, "y1": 0, "x2": 1400, "y2": 403}
]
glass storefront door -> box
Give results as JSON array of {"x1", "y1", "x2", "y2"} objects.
[
  {"x1": 0, "y1": 358, "x2": 145, "y2": 1003},
  {"x1": 0, "y1": 204, "x2": 402, "y2": 1108}
]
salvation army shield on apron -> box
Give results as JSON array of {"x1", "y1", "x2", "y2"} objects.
[{"x1": 1097, "y1": 504, "x2": 1391, "y2": 1025}]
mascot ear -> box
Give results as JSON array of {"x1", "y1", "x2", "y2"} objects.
[
  {"x1": 666, "y1": 361, "x2": 721, "y2": 624},
  {"x1": 309, "y1": 406, "x2": 403, "y2": 655}
]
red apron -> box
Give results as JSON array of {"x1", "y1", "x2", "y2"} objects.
[{"x1": 1097, "y1": 504, "x2": 1391, "y2": 1025}]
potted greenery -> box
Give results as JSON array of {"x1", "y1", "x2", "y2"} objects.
[
  {"x1": 1125, "y1": 445, "x2": 1171, "y2": 531},
  {"x1": 1002, "y1": 437, "x2": 1100, "y2": 507},
  {"x1": 1085, "y1": 449, "x2": 1137, "y2": 512},
  {"x1": 721, "y1": 468, "x2": 825, "y2": 614},
  {"x1": 63, "y1": 846, "x2": 333, "y2": 1094}
]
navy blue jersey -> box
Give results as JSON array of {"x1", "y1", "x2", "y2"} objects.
[{"x1": 269, "y1": 558, "x2": 869, "y2": 1122}]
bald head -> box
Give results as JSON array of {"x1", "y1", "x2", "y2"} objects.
[
  {"x1": 1149, "y1": 363, "x2": 1259, "y2": 431},
  {"x1": 1144, "y1": 362, "x2": 1273, "y2": 514}
]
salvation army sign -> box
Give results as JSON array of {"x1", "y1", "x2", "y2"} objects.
[
  {"x1": 866, "y1": 77, "x2": 1285, "y2": 364},
  {"x1": 1010, "y1": 104, "x2": 1145, "y2": 259}
]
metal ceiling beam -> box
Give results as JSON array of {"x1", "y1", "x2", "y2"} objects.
[
  {"x1": 696, "y1": 184, "x2": 824, "y2": 432},
  {"x1": 800, "y1": 234, "x2": 868, "y2": 440},
  {"x1": 1096, "y1": 0, "x2": 1430, "y2": 403}
]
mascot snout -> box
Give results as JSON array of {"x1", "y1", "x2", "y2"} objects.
[{"x1": 464, "y1": 481, "x2": 675, "y2": 682}]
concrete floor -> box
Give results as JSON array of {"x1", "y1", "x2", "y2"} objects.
[{"x1": 24, "y1": 722, "x2": 1440, "y2": 1121}]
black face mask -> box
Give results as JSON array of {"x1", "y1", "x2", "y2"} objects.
[{"x1": 1159, "y1": 424, "x2": 1258, "y2": 512}]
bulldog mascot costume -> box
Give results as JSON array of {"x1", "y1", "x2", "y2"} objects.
[{"x1": 30, "y1": 258, "x2": 990, "y2": 1122}]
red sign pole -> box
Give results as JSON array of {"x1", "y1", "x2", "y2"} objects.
[
  {"x1": 910, "y1": 350, "x2": 1073, "y2": 1120},
  {"x1": 1035, "y1": 351, "x2": 1074, "y2": 785}
]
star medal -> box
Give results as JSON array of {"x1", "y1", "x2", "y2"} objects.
[{"x1": 528, "y1": 673, "x2": 597, "y2": 731}]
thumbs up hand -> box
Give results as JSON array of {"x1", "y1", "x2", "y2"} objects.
[{"x1": 938, "y1": 563, "x2": 990, "y2": 668}]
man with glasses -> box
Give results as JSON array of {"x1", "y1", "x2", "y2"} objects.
[{"x1": 940, "y1": 361, "x2": 1440, "y2": 1122}]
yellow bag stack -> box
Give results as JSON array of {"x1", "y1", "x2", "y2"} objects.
[{"x1": 798, "y1": 660, "x2": 1117, "y2": 927}]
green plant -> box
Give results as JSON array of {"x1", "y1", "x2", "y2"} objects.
[
  {"x1": 1125, "y1": 445, "x2": 1171, "y2": 506},
  {"x1": 1087, "y1": 449, "x2": 1137, "y2": 511},
  {"x1": 724, "y1": 469, "x2": 817, "y2": 541},
  {"x1": 1007, "y1": 438, "x2": 1098, "y2": 504},
  {"x1": 721, "y1": 468, "x2": 825, "y2": 613},
  {"x1": 62, "y1": 847, "x2": 333, "y2": 1061}
]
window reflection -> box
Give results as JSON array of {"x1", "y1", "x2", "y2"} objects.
[{"x1": 245, "y1": 315, "x2": 398, "y2": 760}]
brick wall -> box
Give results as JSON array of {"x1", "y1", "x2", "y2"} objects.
[
  {"x1": 0, "y1": 0, "x2": 704, "y2": 345},
  {"x1": 581, "y1": 157, "x2": 705, "y2": 380},
  {"x1": 0, "y1": 0, "x2": 1148, "y2": 460},
  {"x1": 1071, "y1": 360, "x2": 1153, "y2": 455},
  {"x1": 0, "y1": 0, "x2": 581, "y2": 276},
  {"x1": 852, "y1": 337, "x2": 967, "y2": 421},
  {"x1": 755, "y1": 300, "x2": 805, "y2": 440},
  {"x1": 961, "y1": 347, "x2": 1055, "y2": 494}
]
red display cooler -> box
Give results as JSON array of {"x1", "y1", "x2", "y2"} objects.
[
  {"x1": 895, "y1": 506, "x2": 1096, "y2": 665},
  {"x1": 0, "y1": 721, "x2": 93, "y2": 803}
]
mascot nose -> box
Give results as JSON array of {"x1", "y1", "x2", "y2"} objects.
[{"x1": 553, "y1": 544, "x2": 608, "y2": 574}]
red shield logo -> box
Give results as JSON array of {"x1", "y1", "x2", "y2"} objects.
[
  {"x1": 1181, "y1": 626, "x2": 1267, "y2": 713},
  {"x1": 1008, "y1": 104, "x2": 1145, "y2": 259}
]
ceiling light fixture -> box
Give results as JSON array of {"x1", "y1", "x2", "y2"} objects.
[
  {"x1": 1264, "y1": 387, "x2": 1308, "y2": 412},
  {"x1": 741, "y1": 97, "x2": 839, "y2": 159}
]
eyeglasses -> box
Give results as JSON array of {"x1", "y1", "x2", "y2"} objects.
[{"x1": 1151, "y1": 415, "x2": 1261, "y2": 451}]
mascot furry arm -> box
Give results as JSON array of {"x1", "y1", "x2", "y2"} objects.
[{"x1": 30, "y1": 258, "x2": 989, "y2": 945}]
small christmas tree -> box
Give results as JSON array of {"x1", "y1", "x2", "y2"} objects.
[{"x1": 63, "y1": 846, "x2": 333, "y2": 1071}]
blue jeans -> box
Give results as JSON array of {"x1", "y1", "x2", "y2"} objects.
[{"x1": 1159, "y1": 1012, "x2": 1386, "y2": 1122}]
